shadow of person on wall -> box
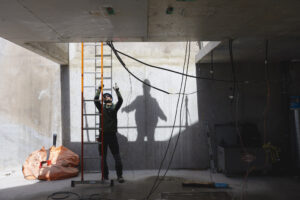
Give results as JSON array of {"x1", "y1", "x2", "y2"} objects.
[{"x1": 121, "y1": 79, "x2": 167, "y2": 143}]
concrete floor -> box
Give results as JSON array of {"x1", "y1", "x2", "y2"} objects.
[{"x1": 0, "y1": 170, "x2": 300, "y2": 200}]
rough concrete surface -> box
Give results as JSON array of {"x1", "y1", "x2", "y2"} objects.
[
  {"x1": 2, "y1": 0, "x2": 300, "y2": 42},
  {"x1": 0, "y1": 37, "x2": 62, "y2": 173},
  {"x1": 63, "y1": 42, "x2": 208, "y2": 170},
  {"x1": 196, "y1": 61, "x2": 300, "y2": 169},
  {"x1": 23, "y1": 42, "x2": 69, "y2": 65},
  {"x1": 0, "y1": 170, "x2": 300, "y2": 200}
]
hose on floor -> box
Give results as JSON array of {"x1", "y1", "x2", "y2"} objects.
[{"x1": 47, "y1": 191, "x2": 114, "y2": 200}]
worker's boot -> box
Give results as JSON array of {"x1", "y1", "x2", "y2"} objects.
[{"x1": 117, "y1": 176, "x2": 125, "y2": 183}]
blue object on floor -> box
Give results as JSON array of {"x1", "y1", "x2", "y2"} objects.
[{"x1": 214, "y1": 183, "x2": 229, "y2": 188}]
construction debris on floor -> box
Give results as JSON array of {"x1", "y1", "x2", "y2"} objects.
[
  {"x1": 182, "y1": 180, "x2": 229, "y2": 188},
  {"x1": 22, "y1": 146, "x2": 79, "y2": 181}
]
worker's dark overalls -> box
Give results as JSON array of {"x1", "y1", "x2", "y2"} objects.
[{"x1": 94, "y1": 89, "x2": 123, "y2": 179}]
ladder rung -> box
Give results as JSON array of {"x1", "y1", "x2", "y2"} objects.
[
  {"x1": 83, "y1": 87, "x2": 111, "y2": 90},
  {"x1": 83, "y1": 113, "x2": 101, "y2": 116},
  {"x1": 95, "y1": 55, "x2": 111, "y2": 57},
  {"x1": 84, "y1": 72, "x2": 101, "y2": 74},
  {"x1": 84, "y1": 99, "x2": 97, "y2": 102},
  {"x1": 95, "y1": 66, "x2": 111, "y2": 68},
  {"x1": 84, "y1": 44, "x2": 108, "y2": 47},
  {"x1": 83, "y1": 57, "x2": 98, "y2": 60},
  {"x1": 84, "y1": 57, "x2": 110, "y2": 60},
  {"x1": 96, "y1": 77, "x2": 111, "y2": 80},
  {"x1": 83, "y1": 127, "x2": 100, "y2": 130},
  {"x1": 83, "y1": 44, "x2": 97, "y2": 47}
]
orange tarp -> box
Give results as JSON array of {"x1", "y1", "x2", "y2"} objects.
[{"x1": 22, "y1": 146, "x2": 79, "y2": 181}]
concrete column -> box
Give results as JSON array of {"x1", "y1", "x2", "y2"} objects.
[{"x1": 60, "y1": 65, "x2": 71, "y2": 146}]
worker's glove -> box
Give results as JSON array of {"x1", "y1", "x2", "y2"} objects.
[
  {"x1": 98, "y1": 85, "x2": 104, "y2": 91},
  {"x1": 113, "y1": 83, "x2": 119, "y2": 91}
]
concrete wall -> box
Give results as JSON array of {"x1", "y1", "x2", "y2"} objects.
[
  {"x1": 0, "y1": 38, "x2": 62, "y2": 173},
  {"x1": 196, "y1": 61, "x2": 300, "y2": 170},
  {"x1": 287, "y1": 62, "x2": 300, "y2": 168},
  {"x1": 63, "y1": 42, "x2": 209, "y2": 170}
]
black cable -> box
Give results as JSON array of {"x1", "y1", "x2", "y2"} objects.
[
  {"x1": 108, "y1": 40, "x2": 189, "y2": 199},
  {"x1": 146, "y1": 42, "x2": 191, "y2": 199},
  {"x1": 107, "y1": 41, "x2": 170, "y2": 94},
  {"x1": 229, "y1": 39, "x2": 246, "y2": 152},
  {"x1": 47, "y1": 191, "x2": 80, "y2": 200},
  {"x1": 149, "y1": 43, "x2": 190, "y2": 198},
  {"x1": 145, "y1": 41, "x2": 189, "y2": 199},
  {"x1": 47, "y1": 191, "x2": 114, "y2": 200},
  {"x1": 229, "y1": 39, "x2": 253, "y2": 200},
  {"x1": 109, "y1": 41, "x2": 273, "y2": 96},
  {"x1": 147, "y1": 42, "x2": 191, "y2": 198},
  {"x1": 108, "y1": 40, "x2": 189, "y2": 200},
  {"x1": 229, "y1": 39, "x2": 237, "y2": 99},
  {"x1": 112, "y1": 45, "x2": 235, "y2": 83},
  {"x1": 263, "y1": 39, "x2": 270, "y2": 144},
  {"x1": 108, "y1": 41, "x2": 232, "y2": 96},
  {"x1": 211, "y1": 50, "x2": 214, "y2": 79},
  {"x1": 112, "y1": 41, "x2": 282, "y2": 95}
]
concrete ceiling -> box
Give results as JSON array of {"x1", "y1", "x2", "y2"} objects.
[
  {"x1": 1, "y1": 0, "x2": 300, "y2": 43},
  {"x1": 1, "y1": 0, "x2": 300, "y2": 64},
  {"x1": 148, "y1": 0, "x2": 300, "y2": 41},
  {"x1": 0, "y1": 0, "x2": 147, "y2": 43}
]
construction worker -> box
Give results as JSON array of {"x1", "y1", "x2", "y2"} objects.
[{"x1": 94, "y1": 83, "x2": 124, "y2": 183}]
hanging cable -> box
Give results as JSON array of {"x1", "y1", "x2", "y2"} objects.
[
  {"x1": 145, "y1": 41, "x2": 189, "y2": 199},
  {"x1": 107, "y1": 41, "x2": 170, "y2": 94},
  {"x1": 108, "y1": 41, "x2": 191, "y2": 197},
  {"x1": 263, "y1": 39, "x2": 270, "y2": 144},
  {"x1": 108, "y1": 41, "x2": 232, "y2": 96},
  {"x1": 228, "y1": 39, "x2": 247, "y2": 152},
  {"x1": 146, "y1": 42, "x2": 191, "y2": 199},
  {"x1": 210, "y1": 50, "x2": 214, "y2": 79},
  {"x1": 109, "y1": 41, "x2": 274, "y2": 96},
  {"x1": 229, "y1": 39, "x2": 237, "y2": 99},
  {"x1": 229, "y1": 39, "x2": 247, "y2": 200},
  {"x1": 111, "y1": 44, "x2": 236, "y2": 83}
]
